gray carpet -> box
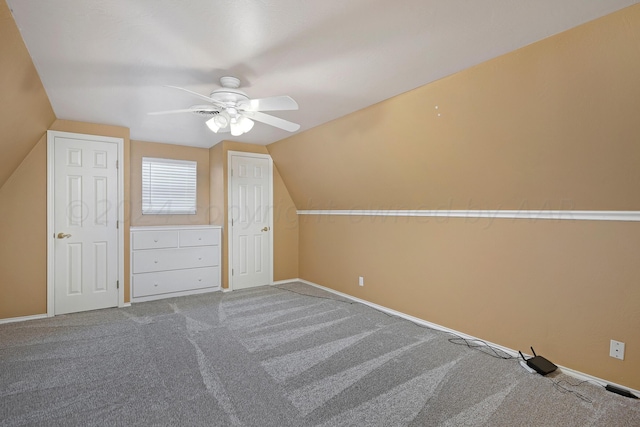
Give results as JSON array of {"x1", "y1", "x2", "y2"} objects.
[{"x1": 1, "y1": 282, "x2": 638, "y2": 426}]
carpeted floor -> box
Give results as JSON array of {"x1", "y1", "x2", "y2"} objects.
[{"x1": 1, "y1": 282, "x2": 638, "y2": 426}]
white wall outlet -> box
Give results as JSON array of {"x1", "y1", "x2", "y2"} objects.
[
  {"x1": 610, "y1": 340, "x2": 625, "y2": 360},
  {"x1": 358, "y1": 276, "x2": 364, "y2": 287}
]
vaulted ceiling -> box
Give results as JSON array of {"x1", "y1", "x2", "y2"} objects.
[{"x1": 6, "y1": 0, "x2": 640, "y2": 148}]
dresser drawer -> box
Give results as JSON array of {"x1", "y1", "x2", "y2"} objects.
[
  {"x1": 179, "y1": 228, "x2": 221, "y2": 247},
  {"x1": 133, "y1": 267, "x2": 219, "y2": 298},
  {"x1": 132, "y1": 230, "x2": 178, "y2": 250},
  {"x1": 132, "y1": 246, "x2": 219, "y2": 273}
]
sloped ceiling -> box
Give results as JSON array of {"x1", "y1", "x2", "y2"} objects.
[
  {"x1": 6, "y1": 0, "x2": 639, "y2": 148},
  {"x1": 268, "y1": 4, "x2": 640, "y2": 211},
  {"x1": 0, "y1": 0, "x2": 55, "y2": 189}
]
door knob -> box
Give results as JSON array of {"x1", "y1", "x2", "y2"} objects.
[
  {"x1": 261, "y1": 227, "x2": 270, "y2": 232},
  {"x1": 57, "y1": 233, "x2": 72, "y2": 239}
]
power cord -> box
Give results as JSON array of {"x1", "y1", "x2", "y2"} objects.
[
  {"x1": 273, "y1": 285, "x2": 356, "y2": 305},
  {"x1": 548, "y1": 377, "x2": 598, "y2": 403},
  {"x1": 447, "y1": 337, "x2": 515, "y2": 360}
]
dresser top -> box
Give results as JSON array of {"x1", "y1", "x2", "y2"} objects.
[{"x1": 131, "y1": 225, "x2": 222, "y2": 232}]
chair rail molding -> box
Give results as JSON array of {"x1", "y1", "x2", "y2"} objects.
[{"x1": 297, "y1": 210, "x2": 640, "y2": 222}]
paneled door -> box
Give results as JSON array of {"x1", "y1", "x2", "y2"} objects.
[
  {"x1": 229, "y1": 153, "x2": 273, "y2": 290},
  {"x1": 50, "y1": 132, "x2": 120, "y2": 314}
]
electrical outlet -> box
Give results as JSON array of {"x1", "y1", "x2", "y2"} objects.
[
  {"x1": 358, "y1": 276, "x2": 364, "y2": 287},
  {"x1": 610, "y1": 340, "x2": 625, "y2": 360}
]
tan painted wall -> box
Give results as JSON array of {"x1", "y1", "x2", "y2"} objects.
[
  {"x1": 0, "y1": 136, "x2": 48, "y2": 318},
  {"x1": 299, "y1": 216, "x2": 640, "y2": 389},
  {"x1": 0, "y1": 1, "x2": 56, "y2": 189},
  {"x1": 210, "y1": 141, "x2": 299, "y2": 288},
  {"x1": 130, "y1": 140, "x2": 210, "y2": 226},
  {"x1": 268, "y1": 5, "x2": 640, "y2": 390},
  {"x1": 273, "y1": 167, "x2": 298, "y2": 281},
  {"x1": 209, "y1": 143, "x2": 225, "y2": 226}
]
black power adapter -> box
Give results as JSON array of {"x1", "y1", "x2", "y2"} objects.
[{"x1": 605, "y1": 384, "x2": 638, "y2": 399}]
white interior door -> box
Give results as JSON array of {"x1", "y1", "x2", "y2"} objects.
[
  {"x1": 229, "y1": 153, "x2": 273, "y2": 290},
  {"x1": 50, "y1": 133, "x2": 120, "y2": 314}
]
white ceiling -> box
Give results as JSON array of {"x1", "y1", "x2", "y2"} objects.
[{"x1": 7, "y1": 0, "x2": 639, "y2": 148}]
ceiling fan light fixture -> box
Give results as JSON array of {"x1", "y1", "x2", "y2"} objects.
[
  {"x1": 206, "y1": 112, "x2": 230, "y2": 133},
  {"x1": 205, "y1": 116, "x2": 221, "y2": 133},
  {"x1": 215, "y1": 111, "x2": 230, "y2": 128},
  {"x1": 229, "y1": 118, "x2": 243, "y2": 136},
  {"x1": 239, "y1": 116, "x2": 254, "y2": 133}
]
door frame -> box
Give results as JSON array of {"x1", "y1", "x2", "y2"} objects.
[
  {"x1": 227, "y1": 150, "x2": 274, "y2": 291},
  {"x1": 46, "y1": 130, "x2": 126, "y2": 316}
]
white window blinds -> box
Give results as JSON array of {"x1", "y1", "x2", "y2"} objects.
[{"x1": 142, "y1": 157, "x2": 197, "y2": 214}]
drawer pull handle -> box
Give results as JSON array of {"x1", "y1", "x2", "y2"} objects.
[
  {"x1": 154, "y1": 260, "x2": 158, "y2": 263},
  {"x1": 198, "y1": 237, "x2": 202, "y2": 240},
  {"x1": 198, "y1": 278, "x2": 202, "y2": 282},
  {"x1": 154, "y1": 239, "x2": 158, "y2": 243},
  {"x1": 154, "y1": 283, "x2": 158, "y2": 287},
  {"x1": 198, "y1": 257, "x2": 202, "y2": 260}
]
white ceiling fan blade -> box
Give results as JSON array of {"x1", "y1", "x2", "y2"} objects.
[
  {"x1": 246, "y1": 111, "x2": 300, "y2": 132},
  {"x1": 164, "y1": 85, "x2": 226, "y2": 108},
  {"x1": 238, "y1": 96, "x2": 298, "y2": 112},
  {"x1": 148, "y1": 107, "x2": 215, "y2": 115}
]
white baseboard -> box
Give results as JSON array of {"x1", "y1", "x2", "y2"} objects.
[
  {"x1": 0, "y1": 313, "x2": 48, "y2": 325},
  {"x1": 224, "y1": 280, "x2": 293, "y2": 292},
  {"x1": 272, "y1": 279, "x2": 300, "y2": 286},
  {"x1": 280, "y1": 278, "x2": 640, "y2": 396}
]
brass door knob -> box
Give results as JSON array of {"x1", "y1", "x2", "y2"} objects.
[
  {"x1": 57, "y1": 233, "x2": 72, "y2": 239},
  {"x1": 261, "y1": 227, "x2": 270, "y2": 232}
]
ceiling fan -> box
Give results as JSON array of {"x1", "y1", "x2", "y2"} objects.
[{"x1": 149, "y1": 76, "x2": 300, "y2": 136}]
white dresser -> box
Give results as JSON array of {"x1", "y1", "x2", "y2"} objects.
[{"x1": 130, "y1": 225, "x2": 222, "y2": 302}]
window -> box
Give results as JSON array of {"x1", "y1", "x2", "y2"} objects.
[{"x1": 142, "y1": 157, "x2": 197, "y2": 214}]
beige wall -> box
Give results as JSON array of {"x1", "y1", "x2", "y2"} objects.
[
  {"x1": 299, "y1": 216, "x2": 640, "y2": 389},
  {"x1": 130, "y1": 140, "x2": 210, "y2": 226},
  {"x1": 272, "y1": 166, "x2": 298, "y2": 281},
  {"x1": 0, "y1": 2, "x2": 55, "y2": 318},
  {"x1": 268, "y1": 5, "x2": 640, "y2": 390},
  {"x1": 0, "y1": 1, "x2": 56, "y2": 189},
  {"x1": 210, "y1": 141, "x2": 299, "y2": 288},
  {"x1": 0, "y1": 136, "x2": 48, "y2": 318},
  {"x1": 209, "y1": 142, "x2": 225, "y2": 226}
]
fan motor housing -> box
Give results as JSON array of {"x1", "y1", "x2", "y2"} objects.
[
  {"x1": 209, "y1": 88, "x2": 249, "y2": 104},
  {"x1": 210, "y1": 76, "x2": 249, "y2": 104}
]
